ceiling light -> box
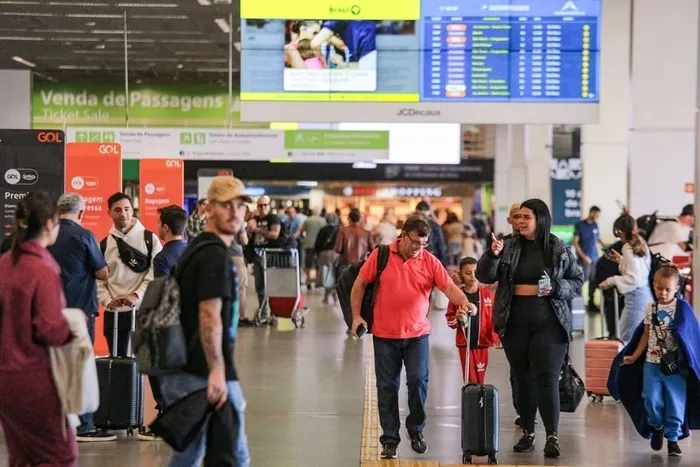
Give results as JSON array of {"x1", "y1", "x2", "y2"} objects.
[
  {"x1": 197, "y1": 0, "x2": 211, "y2": 4},
  {"x1": 177, "y1": 63, "x2": 183, "y2": 69},
  {"x1": 12, "y1": 56, "x2": 36, "y2": 68},
  {"x1": 214, "y1": 18, "x2": 230, "y2": 33},
  {"x1": 95, "y1": 44, "x2": 105, "y2": 49},
  {"x1": 297, "y1": 181, "x2": 318, "y2": 187},
  {"x1": 85, "y1": 21, "x2": 96, "y2": 26},
  {"x1": 117, "y1": 3, "x2": 178, "y2": 7},
  {"x1": 0, "y1": 36, "x2": 45, "y2": 41},
  {"x1": 234, "y1": 41, "x2": 241, "y2": 52}
]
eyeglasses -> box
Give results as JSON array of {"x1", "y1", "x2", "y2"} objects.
[{"x1": 405, "y1": 233, "x2": 429, "y2": 248}]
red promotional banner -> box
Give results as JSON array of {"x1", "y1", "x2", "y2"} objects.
[
  {"x1": 65, "y1": 143, "x2": 123, "y2": 357},
  {"x1": 65, "y1": 143, "x2": 122, "y2": 241},
  {"x1": 139, "y1": 158, "x2": 184, "y2": 234}
]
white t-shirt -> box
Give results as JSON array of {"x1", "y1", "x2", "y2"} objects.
[
  {"x1": 648, "y1": 219, "x2": 686, "y2": 260},
  {"x1": 643, "y1": 299, "x2": 679, "y2": 364}
]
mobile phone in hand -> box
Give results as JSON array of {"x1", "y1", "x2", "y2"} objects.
[
  {"x1": 356, "y1": 324, "x2": 367, "y2": 338},
  {"x1": 538, "y1": 273, "x2": 551, "y2": 296}
]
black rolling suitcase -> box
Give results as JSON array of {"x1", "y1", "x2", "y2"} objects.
[
  {"x1": 94, "y1": 307, "x2": 144, "y2": 435},
  {"x1": 460, "y1": 316, "x2": 499, "y2": 465}
]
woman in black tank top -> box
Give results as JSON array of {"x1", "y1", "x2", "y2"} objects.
[{"x1": 477, "y1": 198, "x2": 584, "y2": 460}]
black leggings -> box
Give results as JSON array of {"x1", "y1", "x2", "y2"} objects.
[{"x1": 502, "y1": 296, "x2": 568, "y2": 436}]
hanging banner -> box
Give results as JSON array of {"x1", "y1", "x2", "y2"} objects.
[
  {"x1": 550, "y1": 155, "x2": 582, "y2": 243},
  {"x1": 0, "y1": 130, "x2": 65, "y2": 239},
  {"x1": 64, "y1": 127, "x2": 390, "y2": 162},
  {"x1": 65, "y1": 143, "x2": 122, "y2": 241},
  {"x1": 139, "y1": 159, "x2": 184, "y2": 234}
]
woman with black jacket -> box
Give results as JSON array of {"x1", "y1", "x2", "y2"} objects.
[{"x1": 476, "y1": 198, "x2": 583, "y2": 459}]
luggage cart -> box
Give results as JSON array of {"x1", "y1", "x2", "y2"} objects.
[{"x1": 257, "y1": 248, "x2": 307, "y2": 328}]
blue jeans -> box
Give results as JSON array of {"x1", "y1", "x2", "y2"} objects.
[
  {"x1": 643, "y1": 362, "x2": 687, "y2": 442},
  {"x1": 160, "y1": 373, "x2": 250, "y2": 467},
  {"x1": 78, "y1": 313, "x2": 96, "y2": 435},
  {"x1": 373, "y1": 335, "x2": 430, "y2": 446},
  {"x1": 619, "y1": 286, "x2": 653, "y2": 344}
]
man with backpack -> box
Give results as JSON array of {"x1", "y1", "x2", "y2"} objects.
[
  {"x1": 647, "y1": 204, "x2": 695, "y2": 261},
  {"x1": 349, "y1": 215, "x2": 472, "y2": 459},
  {"x1": 97, "y1": 192, "x2": 162, "y2": 440},
  {"x1": 158, "y1": 175, "x2": 251, "y2": 466}
]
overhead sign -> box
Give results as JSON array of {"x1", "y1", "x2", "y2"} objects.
[
  {"x1": 139, "y1": 159, "x2": 185, "y2": 234},
  {"x1": 65, "y1": 143, "x2": 123, "y2": 241},
  {"x1": 550, "y1": 156, "x2": 582, "y2": 226},
  {"x1": 0, "y1": 130, "x2": 65, "y2": 238},
  {"x1": 65, "y1": 127, "x2": 390, "y2": 162}
]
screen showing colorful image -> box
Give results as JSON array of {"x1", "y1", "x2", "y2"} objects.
[{"x1": 240, "y1": 0, "x2": 601, "y2": 103}]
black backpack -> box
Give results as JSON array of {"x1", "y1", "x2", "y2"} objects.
[
  {"x1": 636, "y1": 212, "x2": 659, "y2": 242},
  {"x1": 336, "y1": 245, "x2": 389, "y2": 333}
]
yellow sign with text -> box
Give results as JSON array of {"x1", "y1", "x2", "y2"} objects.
[{"x1": 241, "y1": 0, "x2": 419, "y2": 20}]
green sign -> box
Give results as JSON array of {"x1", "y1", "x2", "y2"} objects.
[
  {"x1": 552, "y1": 225, "x2": 575, "y2": 244},
  {"x1": 32, "y1": 82, "x2": 268, "y2": 129},
  {"x1": 284, "y1": 130, "x2": 389, "y2": 150}
]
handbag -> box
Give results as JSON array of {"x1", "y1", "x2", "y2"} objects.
[
  {"x1": 651, "y1": 304, "x2": 680, "y2": 376},
  {"x1": 559, "y1": 353, "x2": 586, "y2": 413}
]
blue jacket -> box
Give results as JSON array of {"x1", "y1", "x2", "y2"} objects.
[{"x1": 607, "y1": 298, "x2": 700, "y2": 440}]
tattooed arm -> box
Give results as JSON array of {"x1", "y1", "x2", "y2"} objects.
[{"x1": 199, "y1": 297, "x2": 227, "y2": 408}]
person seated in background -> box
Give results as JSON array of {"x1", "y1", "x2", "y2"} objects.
[{"x1": 445, "y1": 257, "x2": 500, "y2": 384}]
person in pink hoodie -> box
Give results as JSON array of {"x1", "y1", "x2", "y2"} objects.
[{"x1": 0, "y1": 191, "x2": 76, "y2": 466}]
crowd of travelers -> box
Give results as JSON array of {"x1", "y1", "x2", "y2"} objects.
[{"x1": 0, "y1": 184, "x2": 699, "y2": 465}]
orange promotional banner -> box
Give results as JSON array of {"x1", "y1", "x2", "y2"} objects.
[
  {"x1": 65, "y1": 142, "x2": 123, "y2": 357},
  {"x1": 139, "y1": 158, "x2": 184, "y2": 234},
  {"x1": 65, "y1": 143, "x2": 122, "y2": 241}
]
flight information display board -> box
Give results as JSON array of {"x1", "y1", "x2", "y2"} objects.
[{"x1": 240, "y1": 0, "x2": 601, "y2": 123}]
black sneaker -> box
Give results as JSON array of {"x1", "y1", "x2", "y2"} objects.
[
  {"x1": 668, "y1": 441, "x2": 682, "y2": 456},
  {"x1": 380, "y1": 444, "x2": 398, "y2": 459},
  {"x1": 651, "y1": 428, "x2": 664, "y2": 451},
  {"x1": 513, "y1": 432, "x2": 535, "y2": 452},
  {"x1": 544, "y1": 435, "x2": 561, "y2": 458},
  {"x1": 409, "y1": 431, "x2": 428, "y2": 454},
  {"x1": 137, "y1": 428, "x2": 159, "y2": 441},
  {"x1": 77, "y1": 429, "x2": 117, "y2": 442}
]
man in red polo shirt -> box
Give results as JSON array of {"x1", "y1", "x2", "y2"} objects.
[{"x1": 350, "y1": 215, "x2": 473, "y2": 459}]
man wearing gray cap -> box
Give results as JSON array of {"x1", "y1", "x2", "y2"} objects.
[{"x1": 48, "y1": 193, "x2": 113, "y2": 442}]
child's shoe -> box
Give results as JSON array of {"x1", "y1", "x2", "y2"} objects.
[
  {"x1": 651, "y1": 428, "x2": 664, "y2": 451},
  {"x1": 668, "y1": 441, "x2": 682, "y2": 457}
]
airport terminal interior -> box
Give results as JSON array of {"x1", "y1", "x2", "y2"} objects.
[{"x1": 2, "y1": 0, "x2": 700, "y2": 466}]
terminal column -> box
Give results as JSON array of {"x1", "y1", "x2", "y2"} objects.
[
  {"x1": 628, "y1": 0, "x2": 699, "y2": 216},
  {"x1": 493, "y1": 124, "x2": 552, "y2": 234},
  {"x1": 580, "y1": 0, "x2": 631, "y2": 238}
]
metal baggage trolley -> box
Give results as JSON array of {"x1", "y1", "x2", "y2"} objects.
[{"x1": 258, "y1": 248, "x2": 307, "y2": 328}]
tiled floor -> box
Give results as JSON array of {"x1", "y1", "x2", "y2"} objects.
[{"x1": 1, "y1": 286, "x2": 699, "y2": 466}]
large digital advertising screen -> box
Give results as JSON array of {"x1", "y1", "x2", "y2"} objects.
[{"x1": 240, "y1": 0, "x2": 601, "y2": 124}]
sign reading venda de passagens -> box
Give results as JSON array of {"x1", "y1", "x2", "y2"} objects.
[{"x1": 32, "y1": 83, "x2": 264, "y2": 129}]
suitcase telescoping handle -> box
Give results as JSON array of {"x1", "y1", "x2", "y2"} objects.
[
  {"x1": 599, "y1": 287, "x2": 620, "y2": 339},
  {"x1": 109, "y1": 306, "x2": 136, "y2": 358},
  {"x1": 460, "y1": 313, "x2": 472, "y2": 387}
]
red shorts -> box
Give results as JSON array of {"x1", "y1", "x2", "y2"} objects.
[{"x1": 458, "y1": 347, "x2": 489, "y2": 385}]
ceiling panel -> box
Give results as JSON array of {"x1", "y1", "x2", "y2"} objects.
[{"x1": 0, "y1": 0, "x2": 240, "y2": 83}]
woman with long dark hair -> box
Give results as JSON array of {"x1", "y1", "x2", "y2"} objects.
[
  {"x1": 600, "y1": 214, "x2": 653, "y2": 344},
  {"x1": 477, "y1": 198, "x2": 583, "y2": 459},
  {"x1": 0, "y1": 192, "x2": 77, "y2": 466}
]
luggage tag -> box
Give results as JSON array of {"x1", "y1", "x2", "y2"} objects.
[{"x1": 537, "y1": 271, "x2": 551, "y2": 297}]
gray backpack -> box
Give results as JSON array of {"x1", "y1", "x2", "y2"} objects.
[{"x1": 131, "y1": 240, "x2": 223, "y2": 375}]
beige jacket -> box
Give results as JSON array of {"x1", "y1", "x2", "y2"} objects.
[{"x1": 49, "y1": 308, "x2": 99, "y2": 435}]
